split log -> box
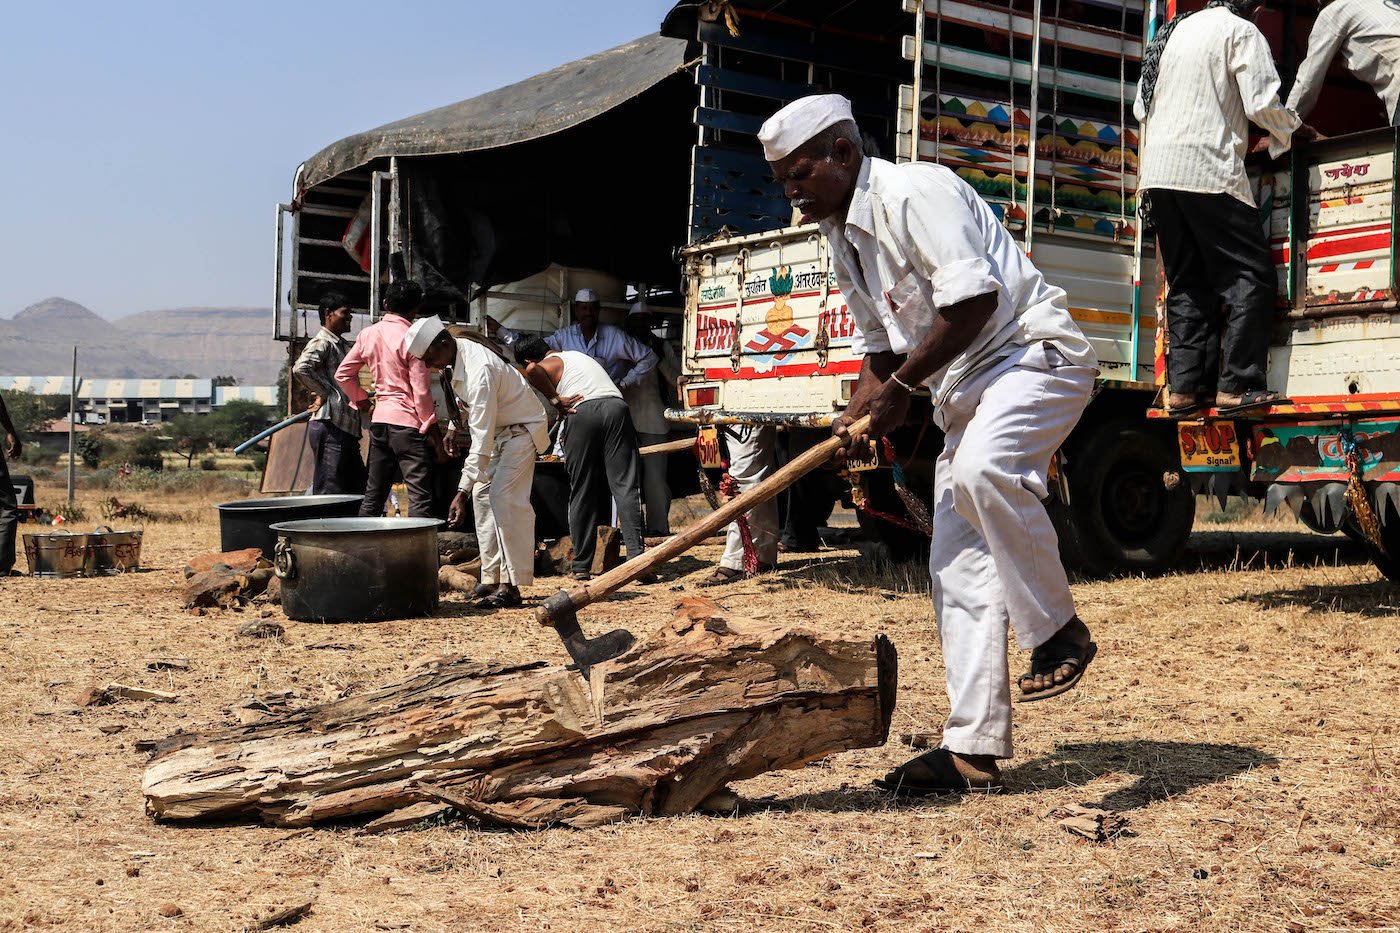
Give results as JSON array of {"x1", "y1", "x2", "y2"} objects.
[
  {"x1": 141, "y1": 596, "x2": 896, "y2": 828},
  {"x1": 438, "y1": 563, "x2": 481, "y2": 594}
]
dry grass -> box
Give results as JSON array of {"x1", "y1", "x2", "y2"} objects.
[{"x1": 1, "y1": 485, "x2": 1397, "y2": 932}]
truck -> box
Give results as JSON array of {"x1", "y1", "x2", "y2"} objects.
[{"x1": 661, "y1": 0, "x2": 1400, "y2": 578}]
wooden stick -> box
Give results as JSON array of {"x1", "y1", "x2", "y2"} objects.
[
  {"x1": 538, "y1": 415, "x2": 869, "y2": 625},
  {"x1": 639, "y1": 436, "x2": 697, "y2": 458}
]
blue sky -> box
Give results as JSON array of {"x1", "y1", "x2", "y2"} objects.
[{"x1": 0, "y1": 0, "x2": 670, "y2": 319}]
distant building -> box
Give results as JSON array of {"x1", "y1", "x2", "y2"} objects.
[
  {"x1": 0, "y1": 375, "x2": 217, "y2": 424},
  {"x1": 214, "y1": 385, "x2": 278, "y2": 411}
]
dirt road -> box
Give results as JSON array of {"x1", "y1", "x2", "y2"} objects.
[{"x1": 1, "y1": 490, "x2": 1396, "y2": 931}]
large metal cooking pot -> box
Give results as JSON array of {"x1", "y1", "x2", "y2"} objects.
[
  {"x1": 23, "y1": 531, "x2": 87, "y2": 578},
  {"x1": 270, "y1": 517, "x2": 442, "y2": 622},
  {"x1": 84, "y1": 526, "x2": 143, "y2": 575},
  {"x1": 214, "y1": 494, "x2": 362, "y2": 558}
]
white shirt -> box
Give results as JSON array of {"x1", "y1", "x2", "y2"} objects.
[
  {"x1": 1134, "y1": 7, "x2": 1300, "y2": 206},
  {"x1": 622, "y1": 340, "x2": 680, "y2": 435},
  {"x1": 553, "y1": 350, "x2": 623, "y2": 403},
  {"x1": 820, "y1": 158, "x2": 1095, "y2": 409},
  {"x1": 1287, "y1": 0, "x2": 1400, "y2": 122},
  {"x1": 448, "y1": 338, "x2": 549, "y2": 492}
]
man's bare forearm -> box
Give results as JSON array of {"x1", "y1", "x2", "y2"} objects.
[{"x1": 844, "y1": 351, "x2": 903, "y2": 420}]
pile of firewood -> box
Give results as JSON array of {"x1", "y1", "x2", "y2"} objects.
[{"x1": 181, "y1": 548, "x2": 278, "y2": 612}]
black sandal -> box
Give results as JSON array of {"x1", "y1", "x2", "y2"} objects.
[
  {"x1": 873, "y1": 749, "x2": 1004, "y2": 797},
  {"x1": 478, "y1": 589, "x2": 523, "y2": 610},
  {"x1": 1017, "y1": 641, "x2": 1098, "y2": 702},
  {"x1": 1216, "y1": 390, "x2": 1290, "y2": 417}
]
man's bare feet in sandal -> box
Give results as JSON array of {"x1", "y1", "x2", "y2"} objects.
[
  {"x1": 1018, "y1": 616, "x2": 1097, "y2": 702},
  {"x1": 874, "y1": 748, "x2": 1004, "y2": 796}
]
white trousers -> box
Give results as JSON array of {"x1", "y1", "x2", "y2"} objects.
[
  {"x1": 719, "y1": 425, "x2": 780, "y2": 571},
  {"x1": 930, "y1": 345, "x2": 1095, "y2": 759},
  {"x1": 637, "y1": 431, "x2": 672, "y2": 535},
  {"x1": 472, "y1": 428, "x2": 538, "y2": 587}
]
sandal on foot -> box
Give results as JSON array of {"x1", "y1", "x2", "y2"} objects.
[
  {"x1": 1215, "y1": 389, "x2": 1289, "y2": 417},
  {"x1": 570, "y1": 570, "x2": 592, "y2": 581},
  {"x1": 471, "y1": 583, "x2": 498, "y2": 599},
  {"x1": 1164, "y1": 393, "x2": 1200, "y2": 419},
  {"x1": 1017, "y1": 640, "x2": 1098, "y2": 703},
  {"x1": 699, "y1": 566, "x2": 746, "y2": 587},
  {"x1": 478, "y1": 589, "x2": 522, "y2": 610},
  {"x1": 873, "y1": 749, "x2": 1004, "y2": 797}
]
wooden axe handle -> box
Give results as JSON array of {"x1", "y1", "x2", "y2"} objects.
[
  {"x1": 639, "y1": 437, "x2": 698, "y2": 458},
  {"x1": 537, "y1": 415, "x2": 871, "y2": 626}
]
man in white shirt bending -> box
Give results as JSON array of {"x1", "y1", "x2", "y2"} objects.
[
  {"x1": 759, "y1": 94, "x2": 1099, "y2": 795},
  {"x1": 1287, "y1": 0, "x2": 1400, "y2": 127},
  {"x1": 1134, "y1": 0, "x2": 1305, "y2": 417},
  {"x1": 514, "y1": 337, "x2": 647, "y2": 581},
  {"x1": 404, "y1": 317, "x2": 549, "y2": 609}
]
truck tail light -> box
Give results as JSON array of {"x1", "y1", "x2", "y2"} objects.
[
  {"x1": 840, "y1": 377, "x2": 857, "y2": 402},
  {"x1": 686, "y1": 386, "x2": 718, "y2": 407}
]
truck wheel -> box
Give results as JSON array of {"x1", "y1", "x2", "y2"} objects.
[
  {"x1": 1059, "y1": 420, "x2": 1194, "y2": 576},
  {"x1": 1342, "y1": 512, "x2": 1400, "y2": 582},
  {"x1": 855, "y1": 470, "x2": 930, "y2": 567}
]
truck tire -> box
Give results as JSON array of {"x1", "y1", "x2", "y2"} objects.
[
  {"x1": 1342, "y1": 511, "x2": 1400, "y2": 583},
  {"x1": 855, "y1": 470, "x2": 930, "y2": 567},
  {"x1": 1058, "y1": 419, "x2": 1194, "y2": 576}
]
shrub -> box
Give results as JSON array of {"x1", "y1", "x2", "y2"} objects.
[
  {"x1": 76, "y1": 433, "x2": 104, "y2": 468},
  {"x1": 250, "y1": 451, "x2": 267, "y2": 471},
  {"x1": 110, "y1": 433, "x2": 164, "y2": 472},
  {"x1": 200, "y1": 457, "x2": 218, "y2": 471}
]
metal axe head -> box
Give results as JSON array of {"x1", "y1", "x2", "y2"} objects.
[{"x1": 539, "y1": 591, "x2": 635, "y2": 677}]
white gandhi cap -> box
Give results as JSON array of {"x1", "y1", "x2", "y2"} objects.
[
  {"x1": 758, "y1": 94, "x2": 855, "y2": 162},
  {"x1": 574, "y1": 288, "x2": 599, "y2": 303},
  {"x1": 628, "y1": 300, "x2": 649, "y2": 317},
  {"x1": 402, "y1": 315, "x2": 447, "y2": 359}
]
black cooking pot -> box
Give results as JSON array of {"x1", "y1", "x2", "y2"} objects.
[
  {"x1": 213, "y1": 494, "x2": 362, "y2": 558},
  {"x1": 270, "y1": 517, "x2": 442, "y2": 622}
]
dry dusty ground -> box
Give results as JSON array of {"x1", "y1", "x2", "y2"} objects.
[{"x1": 1, "y1": 485, "x2": 1397, "y2": 932}]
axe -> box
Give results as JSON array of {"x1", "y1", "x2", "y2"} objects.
[{"x1": 537, "y1": 415, "x2": 872, "y2": 673}]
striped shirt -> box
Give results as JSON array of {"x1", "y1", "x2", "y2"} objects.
[
  {"x1": 1134, "y1": 7, "x2": 1300, "y2": 206},
  {"x1": 1287, "y1": 0, "x2": 1400, "y2": 124}
]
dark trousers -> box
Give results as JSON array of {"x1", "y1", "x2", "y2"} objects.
[
  {"x1": 307, "y1": 420, "x2": 366, "y2": 496},
  {"x1": 360, "y1": 423, "x2": 436, "y2": 518},
  {"x1": 1150, "y1": 188, "x2": 1276, "y2": 396},
  {"x1": 0, "y1": 446, "x2": 15, "y2": 574},
  {"x1": 563, "y1": 397, "x2": 645, "y2": 573}
]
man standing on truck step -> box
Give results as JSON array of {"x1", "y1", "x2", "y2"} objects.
[
  {"x1": 293, "y1": 291, "x2": 366, "y2": 496},
  {"x1": 0, "y1": 392, "x2": 20, "y2": 576},
  {"x1": 759, "y1": 94, "x2": 1099, "y2": 794},
  {"x1": 623, "y1": 300, "x2": 681, "y2": 537},
  {"x1": 1287, "y1": 0, "x2": 1400, "y2": 127},
  {"x1": 1134, "y1": 0, "x2": 1304, "y2": 418},
  {"x1": 335, "y1": 280, "x2": 445, "y2": 518},
  {"x1": 404, "y1": 317, "x2": 549, "y2": 609},
  {"x1": 489, "y1": 289, "x2": 659, "y2": 393},
  {"x1": 514, "y1": 337, "x2": 648, "y2": 582}
]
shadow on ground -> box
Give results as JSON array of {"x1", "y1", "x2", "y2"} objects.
[
  {"x1": 1004, "y1": 739, "x2": 1276, "y2": 810},
  {"x1": 1231, "y1": 578, "x2": 1400, "y2": 617},
  {"x1": 1181, "y1": 529, "x2": 1366, "y2": 573}
]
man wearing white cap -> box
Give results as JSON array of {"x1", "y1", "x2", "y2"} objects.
[
  {"x1": 623, "y1": 300, "x2": 681, "y2": 536},
  {"x1": 758, "y1": 94, "x2": 1099, "y2": 794},
  {"x1": 490, "y1": 289, "x2": 659, "y2": 391},
  {"x1": 404, "y1": 316, "x2": 549, "y2": 609}
]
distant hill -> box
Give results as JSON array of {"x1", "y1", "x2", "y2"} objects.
[
  {"x1": 113, "y1": 306, "x2": 282, "y2": 385},
  {"x1": 0, "y1": 298, "x2": 283, "y2": 385}
]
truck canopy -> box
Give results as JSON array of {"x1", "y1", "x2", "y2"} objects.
[{"x1": 297, "y1": 33, "x2": 690, "y2": 191}]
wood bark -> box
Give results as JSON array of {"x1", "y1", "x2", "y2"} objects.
[{"x1": 142, "y1": 597, "x2": 896, "y2": 828}]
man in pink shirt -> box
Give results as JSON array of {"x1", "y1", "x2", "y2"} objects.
[{"x1": 334, "y1": 280, "x2": 443, "y2": 518}]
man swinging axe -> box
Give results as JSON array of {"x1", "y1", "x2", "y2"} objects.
[{"x1": 758, "y1": 94, "x2": 1100, "y2": 794}]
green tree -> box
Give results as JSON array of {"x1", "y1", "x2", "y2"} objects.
[
  {"x1": 168, "y1": 414, "x2": 219, "y2": 467},
  {"x1": 211, "y1": 400, "x2": 272, "y2": 449},
  {"x1": 0, "y1": 390, "x2": 70, "y2": 435},
  {"x1": 76, "y1": 432, "x2": 104, "y2": 468}
]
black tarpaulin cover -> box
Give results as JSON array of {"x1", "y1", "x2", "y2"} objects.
[{"x1": 297, "y1": 33, "x2": 689, "y2": 191}]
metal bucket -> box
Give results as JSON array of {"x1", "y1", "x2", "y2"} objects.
[
  {"x1": 270, "y1": 517, "x2": 442, "y2": 622},
  {"x1": 23, "y1": 532, "x2": 88, "y2": 578},
  {"x1": 213, "y1": 494, "x2": 362, "y2": 558},
  {"x1": 84, "y1": 526, "x2": 143, "y2": 576}
]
